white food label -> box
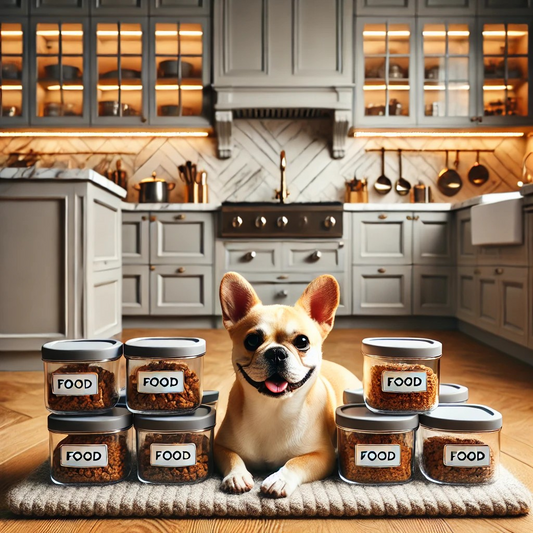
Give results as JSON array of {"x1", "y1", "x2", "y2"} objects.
[
  {"x1": 150, "y1": 443, "x2": 196, "y2": 467},
  {"x1": 355, "y1": 444, "x2": 401, "y2": 467},
  {"x1": 443, "y1": 445, "x2": 491, "y2": 467},
  {"x1": 60, "y1": 444, "x2": 108, "y2": 468},
  {"x1": 52, "y1": 373, "x2": 98, "y2": 396},
  {"x1": 381, "y1": 371, "x2": 427, "y2": 393},
  {"x1": 137, "y1": 371, "x2": 184, "y2": 394}
]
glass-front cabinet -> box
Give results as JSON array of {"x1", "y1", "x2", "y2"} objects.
[{"x1": 0, "y1": 20, "x2": 26, "y2": 125}]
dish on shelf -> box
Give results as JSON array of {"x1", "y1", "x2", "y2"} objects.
[
  {"x1": 100, "y1": 69, "x2": 141, "y2": 80},
  {"x1": 44, "y1": 102, "x2": 78, "y2": 117},
  {"x1": 1, "y1": 62, "x2": 21, "y2": 80},
  {"x1": 159, "y1": 105, "x2": 193, "y2": 116},
  {"x1": 2, "y1": 106, "x2": 20, "y2": 117},
  {"x1": 44, "y1": 64, "x2": 82, "y2": 81},
  {"x1": 98, "y1": 100, "x2": 138, "y2": 117},
  {"x1": 158, "y1": 60, "x2": 193, "y2": 79}
]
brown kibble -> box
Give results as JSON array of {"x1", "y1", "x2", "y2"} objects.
[{"x1": 366, "y1": 363, "x2": 438, "y2": 412}]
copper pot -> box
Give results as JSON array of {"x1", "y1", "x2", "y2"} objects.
[{"x1": 134, "y1": 172, "x2": 176, "y2": 203}]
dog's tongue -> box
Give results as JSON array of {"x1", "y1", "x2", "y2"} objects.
[{"x1": 264, "y1": 377, "x2": 289, "y2": 394}]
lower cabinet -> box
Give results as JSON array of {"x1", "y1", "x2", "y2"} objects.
[
  {"x1": 497, "y1": 267, "x2": 529, "y2": 346},
  {"x1": 87, "y1": 268, "x2": 122, "y2": 337},
  {"x1": 352, "y1": 266, "x2": 412, "y2": 315},
  {"x1": 122, "y1": 265, "x2": 150, "y2": 315},
  {"x1": 456, "y1": 266, "x2": 478, "y2": 323},
  {"x1": 412, "y1": 266, "x2": 455, "y2": 316}
]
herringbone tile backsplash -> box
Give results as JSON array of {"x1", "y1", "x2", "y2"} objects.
[{"x1": 0, "y1": 119, "x2": 526, "y2": 204}]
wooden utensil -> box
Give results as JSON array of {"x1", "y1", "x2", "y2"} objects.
[
  {"x1": 374, "y1": 147, "x2": 392, "y2": 195},
  {"x1": 468, "y1": 150, "x2": 489, "y2": 186}
]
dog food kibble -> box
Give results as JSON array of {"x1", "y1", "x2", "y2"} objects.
[
  {"x1": 336, "y1": 405, "x2": 418, "y2": 485},
  {"x1": 134, "y1": 406, "x2": 215, "y2": 484},
  {"x1": 48, "y1": 408, "x2": 133, "y2": 485},
  {"x1": 42, "y1": 339, "x2": 122, "y2": 414},
  {"x1": 362, "y1": 337, "x2": 442, "y2": 414},
  {"x1": 418, "y1": 404, "x2": 502, "y2": 485},
  {"x1": 125, "y1": 337, "x2": 205, "y2": 414}
]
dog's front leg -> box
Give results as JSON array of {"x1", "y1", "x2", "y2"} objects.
[
  {"x1": 261, "y1": 447, "x2": 336, "y2": 498},
  {"x1": 215, "y1": 442, "x2": 255, "y2": 494}
]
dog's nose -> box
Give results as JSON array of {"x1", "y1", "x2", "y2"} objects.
[{"x1": 264, "y1": 347, "x2": 288, "y2": 364}]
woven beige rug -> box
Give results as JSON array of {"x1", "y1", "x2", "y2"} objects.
[{"x1": 7, "y1": 463, "x2": 531, "y2": 518}]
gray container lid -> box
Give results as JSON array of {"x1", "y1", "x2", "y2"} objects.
[
  {"x1": 343, "y1": 388, "x2": 364, "y2": 404},
  {"x1": 42, "y1": 339, "x2": 123, "y2": 362},
  {"x1": 134, "y1": 405, "x2": 215, "y2": 431},
  {"x1": 202, "y1": 390, "x2": 219, "y2": 405},
  {"x1": 336, "y1": 404, "x2": 418, "y2": 431},
  {"x1": 48, "y1": 408, "x2": 132, "y2": 433},
  {"x1": 419, "y1": 404, "x2": 502, "y2": 431},
  {"x1": 362, "y1": 337, "x2": 442, "y2": 358},
  {"x1": 124, "y1": 337, "x2": 206, "y2": 359},
  {"x1": 439, "y1": 383, "x2": 469, "y2": 403}
]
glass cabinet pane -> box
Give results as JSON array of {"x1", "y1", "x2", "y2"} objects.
[
  {"x1": 154, "y1": 22, "x2": 203, "y2": 118},
  {"x1": 362, "y1": 22, "x2": 410, "y2": 118},
  {"x1": 422, "y1": 23, "x2": 470, "y2": 118},
  {"x1": 96, "y1": 22, "x2": 143, "y2": 118},
  {"x1": 483, "y1": 23, "x2": 528, "y2": 117},
  {"x1": 0, "y1": 23, "x2": 24, "y2": 118},
  {"x1": 36, "y1": 22, "x2": 84, "y2": 118}
]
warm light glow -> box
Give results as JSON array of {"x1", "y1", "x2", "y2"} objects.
[
  {"x1": 97, "y1": 84, "x2": 143, "y2": 91},
  {"x1": 96, "y1": 30, "x2": 142, "y2": 37},
  {"x1": 353, "y1": 131, "x2": 525, "y2": 138},
  {"x1": 155, "y1": 30, "x2": 203, "y2": 37},
  {"x1": 47, "y1": 85, "x2": 84, "y2": 91},
  {"x1": 424, "y1": 84, "x2": 470, "y2": 91},
  {"x1": 155, "y1": 84, "x2": 203, "y2": 91},
  {"x1": 0, "y1": 31, "x2": 23, "y2": 36},
  {"x1": 482, "y1": 31, "x2": 528, "y2": 37},
  {"x1": 363, "y1": 31, "x2": 410, "y2": 37},
  {"x1": 483, "y1": 85, "x2": 514, "y2": 91},
  {"x1": 517, "y1": 181, "x2": 524, "y2": 187},
  {"x1": 0, "y1": 131, "x2": 209, "y2": 138},
  {"x1": 364, "y1": 84, "x2": 410, "y2": 91},
  {"x1": 423, "y1": 31, "x2": 470, "y2": 37},
  {"x1": 0, "y1": 84, "x2": 23, "y2": 90},
  {"x1": 36, "y1": 30, "x2": 83, "y2": 37}
]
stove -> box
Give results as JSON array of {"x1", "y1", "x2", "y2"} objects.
[{"x1": 219, "y1": 202, "x2": 343, "y2": 238}]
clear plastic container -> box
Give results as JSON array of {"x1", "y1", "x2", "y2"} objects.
[
  {"x1": 439, "y1": 383, "x2": 469, "y2": 404},
  {"x1": 42, "y1": 339, "x2": 122, "y2": 414},
  {"x1": 135, "y1": 405, "x2": 215, "y2": 484},
  {"x1": 418, "y1": 404, "x2": 502, "y2": 485},
  {"x1": 362, "y1": 337, "x2": 442, "y2": 414},
  {"x1": 336, "y1": 404, "x2": 418, "y2": 485},
  {"x1": 125, "y1": 337, "x2": 205, "y2": 415},
  {"x1": 48, "y1": 408, "x2": 132, "y2": 485}
]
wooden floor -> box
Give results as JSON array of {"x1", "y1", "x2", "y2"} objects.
[{"x1": 1, "y1": 327, "x2": 532, "y2": 532}]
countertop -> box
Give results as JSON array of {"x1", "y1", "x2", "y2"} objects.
[{"x1": 0, "y1": 168, "x2": 127, "y2": 199}]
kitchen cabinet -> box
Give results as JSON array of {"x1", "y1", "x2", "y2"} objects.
[
  {"x1": 352, "y1": 212, "x2": 412, "y2": 265},
  {"x1": 31, "y1": 0, "x2": 89, "y2": 15},
  {"x1": 455, "y1": 208, "x2": 476, "y2": 264},
  {"x1": 91, "y1": 0, "x2": 148, "y2": 15},
  {"x1": 412, "y1": 212, "x2": 454, "y2": 265},
  {"x1": 0, "y1": 0, "x2": 27, "y2": 16},
  {"x1": 417, "y1": 0, "x2": 476, "y2": 16},
  {"x1": 476, "y1": 266, "x2": 499, "y2": 330},
  {"x1": 122, "y1": 265, "x2": 150, "y2": 315},
  {"x1": 413, "y1": 265, "x2": 455, "y2": 316},
  {"x1": 352, "y1": 265, "x2": 412, "y2": 315},
  {"x1": 282, "y1": 242, "x2": 345, "y2": 273},
  {"x1": 456, "y1": 266, "x2": 478, "y2": 322},
  {"x1": 122, "y1": 212, "x2": 150, "y2": 264},
  {"x1": 478, "y1": 0, "x2": 533, "y2": 15},
  {"x1": 87, "y1": 267, "x2": 122, "y2": 337},
  {"x1": 149, "y1": 264, "x2": 213, "y2": 315},
  {"x1": 221, "y1": 241, "x2": 281, "y2": 272},
  {"x1": 150, "y1": 0, "x2": 210, "y2": 16},
  {"x1": 529, "y1": 266, "x2": 533, "y2": 350},
  {"x1": 355, "y1": 0, "x2": 415, "y2": 16}
]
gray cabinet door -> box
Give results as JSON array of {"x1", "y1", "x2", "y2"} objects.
[
  {"x1": 478, "y1": 0, "x2": 533, "y2": 15},
  {"x1": 352, "y1": 212, "x2": 412, "y2": 265},
  {"x1": 498, "y1": 266, "x2": 529, "y2": 346},
  {"x1": 282, "y1": 241, "x2": 345, "y2": 272},
  {"x1": 150, "y1": 0, "x2": 210, "y2": 15},
  {"x1": 31, "y1": 0, "x2": 89, "y2": 14},
  {"x1": 529, "y1": 266, "x2": 533, "y2": 350},
  {"x1": 455, "y1": 208, "x2": 476, "y2": 265},
  {"x1": 150, "y1": 265, "x2": 213, "y2": 315},
  {"x1": 0, "y1": 0, "x2": 27, "y2": 14},
  {"x1": 456, "y1": 266, "x2": 478, "y2": 324},
  {"x1": 355, "y1": 0, "x2": 414, "y2": 15},
  {"x1": 122, "y1": 212, "x2": 150, "y2": 265},
  {"x1": 220, "y1": 241, "x2": 282, "y2": 272},
  {"x1": 413, "y1": 265, "x2": 455, "y2": 316},
  {"x1": 417, "y1": 0, "x2": 475, "y2": 14},
  {"x1": 412, "y1": 212, "x2": 454, "y2": 265},
  {"x1": 352, "y1": 265, "x2": 412, "y2": 315},
  {"x1": 91, "y1": 0, "x2": 148, "y2": 14},
  {"x1": 122, "y1": 265, "x2": 150, "y2": 315},
  {"x1": 150, "y1": 212, "x2": 214, "y2": 265},
  {"x1": 476, "y1": 267, "x2": 499, "y2": 331},
  {"x1": 86, "y1": 268, "x2": 122, "y2": 337}
]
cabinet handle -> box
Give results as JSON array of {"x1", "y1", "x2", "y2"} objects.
[
  {"x1": 150, "y1": 215, "x2": 157, "y2": 222},
  {"x1": 277, "y1": 274, "x2": 289, "y2": 280},
  {"x1": 311, "y1": 250, "x2": 322, "y2": 261},
  {"x1": 338, "y1": 241, "x2": 344, "y2": 248},
  {"x1": 378, "y1": 268, "x2": 386, "y2": 273},
  {"x1": 414, "y1": 215, "x2": 420, "y2": 221},
  {"x1": 150, "y1": 266, "x2": 156, "y2": 271},
  {"x1": 406, "y1": 215, "x2": 413, "y2": 220},
  {"x1": 494, "y1": 268, "x2": 504, "y2": 275},
  {"x1": 277, "y1": 290, "x2": 289, "y2": 298},
  {"x1": 378, "y1": 214, "x2": 388, "y2": 220},
  {"x1": 175, "y1": 214, "x2": 186, "y2": 221},
  {"x1": 245, "y1": 251, "x2": 256, "y2": 261},
  {"x1": 177, "y1": 267, "x2": 186, "y2": 274},
  {"x1": 141, "y1": 215, "x2": 147, "y2": 221}
]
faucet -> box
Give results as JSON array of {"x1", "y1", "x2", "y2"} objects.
[{"x1": 275, "y1": 150, "x2": 290, "y2": 204}]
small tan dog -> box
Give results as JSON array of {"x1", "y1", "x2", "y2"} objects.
[{"x1": 215, "y1": 271, "x2": 361, "y2": 498}]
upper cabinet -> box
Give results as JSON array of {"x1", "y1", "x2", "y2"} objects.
[
  {"x1": 31, "y1": 0, "x2": 90, "y2": 15},
  {"x1": 91, "y1": 0, "x2": 149, "y2": 15},
  {"x1": 478, "y1": 0, "x2": 533, "y2": 16},
  {"x1": 0, "y1": 0, "x2": 28, "y2": 15},
  {"x1": 355, "y1": 0, "x2": 415, "y2": 16}
]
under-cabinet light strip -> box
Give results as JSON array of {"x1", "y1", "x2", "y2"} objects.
[
  {"x1": 483, "y1": 85, "x2": 514, "y2": 91},
  {"x1": 353, "y1": 131, "x2": 524, "y2": 138},
  {"x1": 0, "y1": 31, "x2": 23, "y2": 36},
  {"x1": 0, "y1": 85, "x2": 23, "y2": 90},
  {"x1": 423, "y1": 31, "x2": 470, "y2": 37},
  {"x1": 0, "y1": 131, "x2": 209, "y2": 138},
  {"x1": 31, "y1": 30, "x2": 203, "y2": 37},
  {"x1": 364, "y1": 85, "x2": 410, "y2": 91}
]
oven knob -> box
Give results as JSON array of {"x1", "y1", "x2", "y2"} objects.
[
  {"x1": 255, "y1": 216, "x2": 267, "y2": 228},
  {"x1": 232, "y1": 216, "x2": 243, "y2": 228},
  {"x1": 277, "y1": 216, "x2": 289, "y2": 228},
  {"x1": 324, "y1": 215, "x2": 336, "y2": 229}
]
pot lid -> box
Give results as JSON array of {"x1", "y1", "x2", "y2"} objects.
[{"x1": 140, "y1": 171, "x2": 167, "y2": 183}]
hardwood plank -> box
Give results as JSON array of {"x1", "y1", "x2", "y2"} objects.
[
  {"x1": 0, "y1": 371, "x2": 48, "y2": 419},
  {"x1": 0, "y1": 405, "x2": 29, "y2": 431},
  {"x1": 0, "y1": 416, "x2": 47, "y2": 466}
]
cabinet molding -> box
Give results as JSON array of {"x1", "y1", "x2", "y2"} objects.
[
  {"x1": 122, "y1": 265, "x2": 150, "y2": 315},
  {"x1": 413, "y1": 265, "x2": 455, "y2": 316}
]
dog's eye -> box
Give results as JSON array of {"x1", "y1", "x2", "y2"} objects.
[
  {"x1": 293, "y1": 335, "x2": 310, "y2": 351},
  {"x1": 244, "y1": 333, "x2": 263, "y2": 351}
]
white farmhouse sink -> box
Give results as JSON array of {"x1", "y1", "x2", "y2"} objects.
[{"x1": 471, "y1": 196, "x2": 523, "y2": 246}]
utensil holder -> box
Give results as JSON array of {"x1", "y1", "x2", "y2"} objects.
[
  {"x1": 186, "y1": 182, "x2": 199, "y2": 203},
  {"x1": 345, "y1": 185, "x2": 368, "y2": 203}
]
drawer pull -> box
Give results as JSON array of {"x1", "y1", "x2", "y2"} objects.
[
  {"x1": 414, "y1": 215, "x2": 420, "y2": 221},
  {"x1": 175, "y1": 214, "x2": 186, "y2": 220},
  {"x1": 311, "y1": 250, "x2": 322, "y2": 261},
  {"x1": 495, "y1": 268, "x2": 504, "y2": 275},
  {"x1": 277, "y1": 275, "x2": 289, "y2": 280},
  {"x1": 150, "y1": 215, "x2": 157, "y2": 222},
  {"x1": 277, "y1": 290, "x2": 289, "y2": 298},
  {"x1": 406, "y1": 215, "x2": 413, "y2": 221},
  {"x1": 338, "y1": 241, "x2": 344, "y2": 248},
  {"x1": 177, "y1": 267, "x2": 186, "y2": 274},
  {"x1": 377, "y1": 268, "x2": 386, "y2": 274},
  {"x1": 378, "y1": 214, "x2": 388, "y2": 220},
  {"x1": 150, "y1": 266, "x2": 156, "y2": 271},
  {"x1": 141, "y1": 215, "x2": 147, "y2": 221},
  {"x1": 245, "y1": 251, "x2": 257, "y2": 261}
]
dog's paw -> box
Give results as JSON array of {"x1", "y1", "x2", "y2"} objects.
[
  {"x1": 221, "y1": 470, "x2": 255, "y2": 494},
  {"x1": 260, "y1": 468, "x2": 299, "y2": 498}
]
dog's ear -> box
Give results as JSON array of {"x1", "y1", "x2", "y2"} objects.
[
  {"x1": 296, "y1": 275, "x2": 339, "y2": 338},
  {"x1": 219, "y1": 272, "x2": 262, "y2": 330}
]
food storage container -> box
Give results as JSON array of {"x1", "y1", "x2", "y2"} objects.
[
  {"x1": 362, "y1": 337, "x2": 442, "y2": 414},
  {"x1": 418, "y1": 404, "x2": 502, "y2": 485},
  {"x1": 202, "y1": 390, "x2": 219, "y2": 407},
  {"x1": 42, "y1": 339, "x2": 122, "y2": 414},
  {"x1": 48, "y1": 408, "x2": 132, "y2": 485},
  {"x1": 439, "y1": 383, "x2": 469, "y2": 404},
  {"x1": 134, "y1": 405, "x2": 215, "y2": 484},
  {"x1": 336, "y1": 404, "x2": 418, "y2": 485},
  {"x1": 125, "y1": 337, "x2": 204, "y2": 415},
  {"x1": 343, "y1": 387, "x2": 364, "y2": 404}
]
